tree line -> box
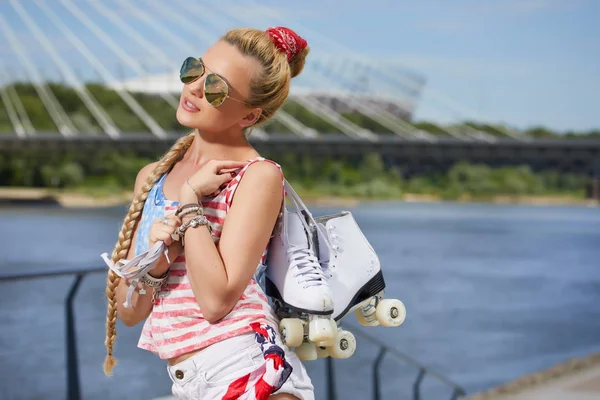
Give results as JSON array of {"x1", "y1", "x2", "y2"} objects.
[{"x1": 0, "y1": 150, "x2": 590, "y2": 201}]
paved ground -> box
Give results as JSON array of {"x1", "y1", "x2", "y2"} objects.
[
  {"x1": 466, "y1": 353, "x2": 600, "y2": 400},
  {"x1": 155, "y1": 354, "x2": 600, "y2": 400},
  {"x1": 487, "y1": 364, "x2": 600, "y2": 400}
]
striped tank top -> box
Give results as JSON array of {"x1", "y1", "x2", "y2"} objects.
[{"x1": 135, "y1": 157, "x2": 282, "y2": 360}]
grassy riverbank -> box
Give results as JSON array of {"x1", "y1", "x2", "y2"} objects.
[
  {"x1": 0, "y1": 186, "x2": 596, "y2": 209},
  {"x1": 0, "y1": 151, "x2": 595, "y2": 207}
]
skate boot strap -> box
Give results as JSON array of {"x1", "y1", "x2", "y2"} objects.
[
  {"x1": 283, "y1": 180, "x2": 336, "y2": 257},
  {"x1": 101, "y1": 241, "x2": 170, "y2": 308}
]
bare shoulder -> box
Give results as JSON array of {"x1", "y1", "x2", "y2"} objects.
[
  {"x1": 230, "y1": 161, "x2": 283, "y2": 209},
  {"x1": 239, "y1": 160, "x2": 283, "y2": 191},
  {"x1": 133, "y1": 161, "x2": 159, "y2": 195}
]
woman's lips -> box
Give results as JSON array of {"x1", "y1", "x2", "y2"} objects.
[{"x1": 181, "y1": 97, "x2": 200, "y2": 113}]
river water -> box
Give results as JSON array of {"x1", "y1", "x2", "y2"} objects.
[{"x1": 1, "y1": 202, "x2": 599, "y2": 399}]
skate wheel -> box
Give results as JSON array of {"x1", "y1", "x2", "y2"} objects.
[
  {"x1": 295, "y1": 342, "x2": 317, "y2": 361},
  {"x1": 279, "y1": 318, "x2": 304, "y2": 347},
  {"x1": 355, "y1": 308, "x2": 379, "y2": 327},
  {"x1": 316, "y1": 319, "x2": 338, "y2": 346},
  {"x1": 308, "y1": 317, "x2": 335, "y2": 343},
  {"x1": 375, "y1": 299, "x2": 406, "y2": 327},
  {"x1": 328, "y1": 330, "x2": 356, "y2": 359}
]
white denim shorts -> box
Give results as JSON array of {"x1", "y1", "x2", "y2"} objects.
[{"x1": 167, "y1": 330, "x2": 314, "y2": 400}]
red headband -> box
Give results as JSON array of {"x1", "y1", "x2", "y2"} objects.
[{"x1": 265, "y1": 27, "x2": 307, "y2": 62}]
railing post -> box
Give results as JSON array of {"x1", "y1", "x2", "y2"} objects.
[
  {"x1": 450, "y1": 387, "x2": 466, "y2": 400},
  {"x1": 66, "y1": 274, "x2": 84, "y2": 400},
  {"x1": 413, "y1": 368, "x2": 426, "y2": 400},
  {"x1": 326, "y1": 357, "x2": 336, "y2": 400},
  {"x1": 373, "y1": 347, "x2": 387, "y2": 400}
]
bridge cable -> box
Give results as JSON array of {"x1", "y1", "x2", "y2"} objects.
[
  {"x1": 0, "y1": 14, "x2": 76, "y2": 137},
  {"x1": 2, "y1": 68, "x2": 35, "y2": 135},
  {"x1": 0, "y1": 69, "x2": 26, "y2": 137},
  {"x1": 12, "y1": 0, "x2": 121, "y2": 139},
  {"x1": 58, "y1": 0, "x2": 180, "y2": 111},
  {"x1": 36, "y1": 0, "x2": 166, "y2": 139},
  {"x1": 305, "y1": 59, "x2": 436, "y2": 140}
]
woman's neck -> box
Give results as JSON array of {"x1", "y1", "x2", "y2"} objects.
[{"x1": 184, "y1": 129, "x2": 257, "y2": 166}]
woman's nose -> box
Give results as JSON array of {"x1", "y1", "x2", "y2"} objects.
[{"x1": 188, "y1": 76, "x2": 205, "y2": 98}]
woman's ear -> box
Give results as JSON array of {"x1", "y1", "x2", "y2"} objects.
[{"x1": 239, "y1": 108, "x2": 262, "y2": 128}]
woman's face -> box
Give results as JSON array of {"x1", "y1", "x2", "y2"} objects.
[{"x1": 176, "y1": 40, "x2": 262, "y2": 135}]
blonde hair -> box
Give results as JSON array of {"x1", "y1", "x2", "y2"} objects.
[
  {"x1": 103, "y1": 27, "x2": 308, "y2": 375},
  {"x1": 222, "y1": 28, "x2": 309, "y2": 125}
]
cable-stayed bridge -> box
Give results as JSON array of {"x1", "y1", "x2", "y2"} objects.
[{"x1": 0, "y1": 0, "x2": 598, "y2": 175}]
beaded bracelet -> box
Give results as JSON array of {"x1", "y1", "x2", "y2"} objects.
[
  {"x1": 177, "y1": 206, "x2": 204, "y2": 219},
  {"x1": 176, "y1": 203, "x2": 204, "y2": 217},
  {"x1": 172, "y1": 215, "x2": 212, "y2": 245},
  {"x1": 140, "y1": 271, "x2": 168, "y2": 301}
]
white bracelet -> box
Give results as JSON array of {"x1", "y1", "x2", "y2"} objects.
[
  {"x1": 172, "y1": 215, "x2": 212, "y2": 242},
  {"x1": 141, "y1": 272, "x2": 168, "y2": 288}
]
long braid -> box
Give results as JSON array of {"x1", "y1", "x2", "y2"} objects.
[{"x1": 103, "y1": 132, "x2": 195, "y2": 376}]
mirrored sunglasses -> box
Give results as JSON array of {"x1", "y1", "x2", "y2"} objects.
[{"x1": 179, "y1": 57, "x2": 247, "y2": 108}]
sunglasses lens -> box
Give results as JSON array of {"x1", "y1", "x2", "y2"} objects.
[
  {"x1": 180, "y1": 57, "x2": 204, "y2": 84},
  {"x1": 205, "y1": 74, "x2": 228, "y2": 106}
]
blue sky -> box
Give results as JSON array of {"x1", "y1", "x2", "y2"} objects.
[
  {"x1": 270, "y1": 0, "x2": 600, "y2": 132},
  {"x1": 0, "y1": 0, "x2": 598, "y2": 132}
]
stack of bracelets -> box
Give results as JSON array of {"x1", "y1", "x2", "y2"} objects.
[
  {"x1": 139, "y1": 202, "x2": 212, "y2": 301},
  {"x1": 172, "y1": 203, "x2": 213, "y2": 244},
  {"x1": 101, "y1": 199, "x2": 214, "y2": 305}
]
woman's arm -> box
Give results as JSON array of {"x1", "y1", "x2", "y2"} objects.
[{"x1": 180, "y1": 162, "x2": 283, "y2": 323}]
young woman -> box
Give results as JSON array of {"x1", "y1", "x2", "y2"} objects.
[{"x1": 103, "y1": 27, "x2": 315, "y2": 399}]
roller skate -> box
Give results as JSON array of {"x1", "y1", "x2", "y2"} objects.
[
  {"x1": 265, "y1": 206, "x2": 336, "y2": 351},
  {"x1": 297, "y1": 211, "x2": 407, "y2": 361}
]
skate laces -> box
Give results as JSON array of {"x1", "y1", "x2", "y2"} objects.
[
  {"x1": 100, "y1": 241, "x2": 169, "y2": 308},
  {"x1": 287, "y1": 244, "x2": 326, "y2": 288},
  {"x1": 283, "y1": 180, "x2": 337, "y2": 258}
]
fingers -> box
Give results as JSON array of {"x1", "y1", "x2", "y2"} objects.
[
  {"x1": 206, "y1": 179, "x2": 233, "y2": 197},
  {"x1": 153, "y1": 215, "x2": 181, "y2": 228},
  {"x1": 150, "y1": 215, "x2": 182, "y2": 246},
  {"x1": 213, "y1": 160, "x2": 247, "y2": 172},
  {"x1": 218, "y1": 172, "x2": 236, "y2": 187},
  {"x1": 150, "y1": 229, "x2": 174, "y2": 246},
  {"x1": 219, "y1": 167, "x2": 242, "y2": 175}
]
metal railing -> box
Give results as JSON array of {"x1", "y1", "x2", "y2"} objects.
[
  {"x1": 0, "y1": 266, "x2": 106, "y2": 400},
  {"x1": 0, "y1": 267, "x2": 466, "y2": 400},
  {"x1": 325, "y1": 327, "x2": 466, "y2": 400}
]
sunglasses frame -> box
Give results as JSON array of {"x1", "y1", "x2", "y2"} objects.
[{"x1": 179, "y1": 57, "x2": 250, "y2": 108}]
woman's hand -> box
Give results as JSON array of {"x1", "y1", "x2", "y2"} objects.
[
  {"x1": 149, "y1": 214, "x2": 182, "y2": 248},
  {"x1": 148, "y1": 214, "x2": 183, "y2": 277},
  {"x1": 179, "y1": 160, "x2": 246, "y2": 203}
]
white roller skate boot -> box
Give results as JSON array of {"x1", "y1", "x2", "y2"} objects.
[
  {"x1": 310, "y1": 211, "x2": 406, "y2": 359},
  {"x1": 265, "y1": 208, "x2": 336, "y2": 352},
  {"x1": 317, "y1": 211, "x2": 406, "y2": 326}
]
